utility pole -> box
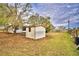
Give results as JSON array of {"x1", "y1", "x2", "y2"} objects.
[
  {"x1": 75, "y1": 27, "x2": 78, "y2": 37},
  {"x1": 68, "y1": 19, "x2": 70, "y2": 32}
]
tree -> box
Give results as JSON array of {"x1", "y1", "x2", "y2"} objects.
[
  {"x1": 0, "y1": 4, "x2": 12, "y2": 25},
  {"x1": 28, "y1": 15, "x2": 54, "y2": 33},
  {"x1": 0, "y1": 3, "x2": 32, "y2": 33},
  {"x1": 40, "y1": 16, "x2": 54, "y2": 32},
  {"x1": 28, "y1": 15, "x2": 39, "y2": 26}
]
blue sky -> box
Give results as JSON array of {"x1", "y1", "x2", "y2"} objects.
[{"x1": 31, "y1": 3, "x2": 79, "y2": 28}]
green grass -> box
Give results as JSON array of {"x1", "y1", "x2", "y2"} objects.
[{"x1": 0, "y1": 32, "x2": 79, "y2": 56}]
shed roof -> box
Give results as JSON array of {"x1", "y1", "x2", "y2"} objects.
[{"x1": 23, "y1": 23, "x2": 45, "y2": 28}]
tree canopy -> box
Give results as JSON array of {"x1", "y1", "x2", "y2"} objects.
[{"x1": 28, "y1": 15, "x2": 54, "y2": 32}]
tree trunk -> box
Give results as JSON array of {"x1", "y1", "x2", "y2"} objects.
[{"x1": 14, "y1": 26, "x2": 18, "y2": 34}]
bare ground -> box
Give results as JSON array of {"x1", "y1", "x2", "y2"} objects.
[{"x1": 0, "y1": 32, "x2": 78, "y2": 56}]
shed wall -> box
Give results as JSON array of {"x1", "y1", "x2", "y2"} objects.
[
  {"x1": 26, "y1": 26, "x2": 45, "y2": 39},
  {"x1": 26, "y1": 28, "x2": 35, "y2": 39},
  {"x1": 35, "y1": 26, "x2": 45, "y2": 39}
]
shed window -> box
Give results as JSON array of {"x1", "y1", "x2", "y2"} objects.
[
  {"x1": 29, "y1": 27, "x2": 31, "y2": 32},
  {"x1": 23, "y1": 26, "x2": 26, "y2": 31}
]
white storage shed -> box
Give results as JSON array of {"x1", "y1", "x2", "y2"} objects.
[{"x1": 26, "y1": 26, "x2": 46, "y2": 39}]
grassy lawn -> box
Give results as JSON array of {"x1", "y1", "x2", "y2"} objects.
[{"x1": 0, "y1": 32, "x2": 79, "y2": 56}]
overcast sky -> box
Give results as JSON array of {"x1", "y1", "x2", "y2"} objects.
[{"x1": 31, "y1": 3, "x2": 79, "y2": 28}]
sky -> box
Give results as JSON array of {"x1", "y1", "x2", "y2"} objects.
[{"x1": 31, "y1": 3, "x2": 79, "y2": 28}]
